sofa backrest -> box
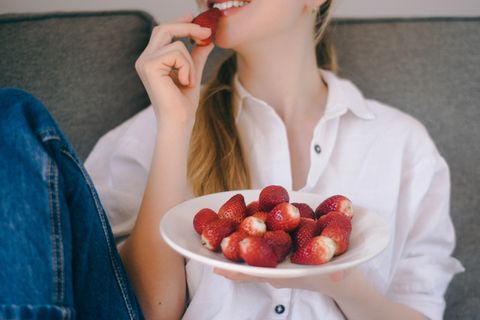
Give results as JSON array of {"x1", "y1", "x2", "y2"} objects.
[
  {"x1": 0, "y1": 11, "x2": 478, "y2": 319},
  {"x1": 0, "y1": 11, "x2": 155, "y2": 160}
]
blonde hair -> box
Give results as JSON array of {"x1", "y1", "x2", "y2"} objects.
[{"x1": 188, "y1": 0, "x2": 337, "y2": 196}]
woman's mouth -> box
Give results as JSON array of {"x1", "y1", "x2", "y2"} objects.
[{"x1": 208, "y1": 1, "x2": 251, "y2": 16}]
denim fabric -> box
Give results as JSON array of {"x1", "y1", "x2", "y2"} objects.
[{"x1": 0, "y1": 88, "x2": 144, "y2": 320}]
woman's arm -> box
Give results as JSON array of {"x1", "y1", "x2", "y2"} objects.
[{"x1": 118, "y1": 14, "x2": 214, "y2": 319}]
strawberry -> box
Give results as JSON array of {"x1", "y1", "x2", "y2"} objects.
[
  {"x1": 292, "y1": 218, "x2": 318, "y2": 250},
  {"x1": 252, "y1": 211, "x2": 268, "y2": 222},
  {"x1": 245, "y1": 200, "x2": 261, "y2": 216},
  {"x1": 264, "y1": 230, "x2": 292, "y2": 263},
  {"x1": 266, "y1": 202, "x2": 300, "y2": 232},
  {"x1": 218, "y1": 194, "x2": 247, "y2": 225},
  {"x1": 201, "y1": 219, "x2": 235, "y2": 251},
  {"x1": 315, "y1": 195, "x2": 354, "y2": 220},
  {"x1": 292, "y1": 202, "x2": 315, "y2": 220},
  {"x1": 238, "y1": 216, "x2": 266, "y2": 237},
  {"x1": 239, "y1": 236, "x2": 278, "y2": 267},
  {"x1": 193, "y1": 208, "x2": 218, "y2": 235},
  {"x1": 192, "y1": 8, "x2": 222, "y2": 46},
  {"x1": 259, "y1": 185, "x2": 289, "y2": 211},
  {"x1": 221, "y1": 231, "x2": 248, "y2": 262},
  {"x1": 317, "y1": 211, "x2": 352, "y2": 233},
  {"x1": 290, "y1": 236, "x2": 336, "y2": 265},
  {"x1": 318, "y1": 212, "x2": 352, "y2": 256}
]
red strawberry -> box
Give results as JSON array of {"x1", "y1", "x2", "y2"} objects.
[
  {"x1": 290, "y1": 236, "x2": 336, "y2": 265},
  {"x1": 239, "y1": 236, "x2": 278, "y2": 267},
  {"x1": 292, "y1": 218, "x2": 318, "y2": 250},
  {"x1": 264, "y1": 230, "x2": 292, "y2": 263},
  {"x1": 192, "y1": 8, "x2": 222, "y2": 46},
  {"x1": 292, "y1": 202, "x2": 315, "y2": 220},
  {"x1": 218, "y1": 194, "x2": 247, "y2": 225},
  {"x1": 193, "y1": 208, "x2": 218, "y2": 235},
  {"x1": 201, "y1": 219, "x2": 235, "y2": 251},
  {"x1": 245, "y1": 201, "x2": 261, "y2": 216},
  {"x1": 266, "y1": 202, "x2": 300, "y2": 232},
  {"x1": 221, "y1": 231, "x2": 248, "y2": 262},
  {"x1": 318, "y1": 212, "x2": 352, "y2": 256},
  {"x1": 259, "y1": 185, "x2": 289, "y2": 211},
  {"x1": 252, "y1": 211, "x2": 268, "y2": 222},
  {"x1": 238, "y1": 216, "x2": 266, "y2": 237},
  {"x1": 315, "y1": 195, "x2": 353, "y2": 220},
  {"x1": 317, "y1": 211, "x2": 352, "y2": 233}
]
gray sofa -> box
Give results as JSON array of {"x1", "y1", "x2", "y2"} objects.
[{"x1": 0, "y1": 11, "x2": 478, "y2": 319}]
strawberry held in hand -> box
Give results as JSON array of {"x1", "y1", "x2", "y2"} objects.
[
  {"x1": 192, "y1": 8, "x2": 222, "y2": 46},
  {"x1": 315, "y1": 195, "x2": 354, "y2": 220}
]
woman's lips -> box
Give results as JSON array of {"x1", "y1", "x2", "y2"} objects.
[{"x1": 208, "y1": 1, "x2": 251, "y2": 17}]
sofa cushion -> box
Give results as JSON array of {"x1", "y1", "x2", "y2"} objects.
[{"x1": 0, "y1": 11, "x2": 155, "y2": 160}]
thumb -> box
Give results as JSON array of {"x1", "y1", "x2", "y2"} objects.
[{"x1": 190, "y1": 42, "x2": 215, "y2": 87}]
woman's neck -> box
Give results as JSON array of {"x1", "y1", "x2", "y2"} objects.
[{"x1": 235, "y1": 34, "x2": 327, "y2": 123}]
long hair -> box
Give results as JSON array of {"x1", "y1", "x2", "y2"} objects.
[{"x1": 188, "y1": 0, "x2": 337, "y2": 196}]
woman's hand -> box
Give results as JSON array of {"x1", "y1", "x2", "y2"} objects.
[{"x1": 135, "y1": 13, "x2": 215, "y2": 127}]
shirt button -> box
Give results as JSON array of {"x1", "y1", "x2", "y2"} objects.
[
  {"x1": 274, "y1": 304, "x2": 285, "y2": 314},
  {"x1": 314, "y1": 144, "x2": 322, "y2": 154}
]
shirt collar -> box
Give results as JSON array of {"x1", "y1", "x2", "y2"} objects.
[{"x1": 232, "y1": 69, "x2": 376, "y2": 122}]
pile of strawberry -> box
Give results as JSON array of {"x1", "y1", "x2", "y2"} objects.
[{"x1": 193, "y1": 185, "x2": 354, "y2": 267}]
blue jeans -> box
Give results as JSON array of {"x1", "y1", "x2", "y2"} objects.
[{"x1": 0, "y1": 88, "x2": 144, "y2": 320}]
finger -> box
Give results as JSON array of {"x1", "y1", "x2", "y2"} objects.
[
  {"x1": 214, "y1": 268, "x2": 268, "y2": 283},
  {"x1": 328, "y1": 270, "x2": 345, "y2": 282},
  {"x1": 141, "y1": 48, "x2": 193, "y2": 87},
  {"x1": 162, "y1": 41, "x2": 196, "y2": 85},
  {"x1": 148, "y1": 23, "x2": 211, "y2": 51},
  {"x1": 190, "y1": 42, "x2": 215, "y2": 87}
]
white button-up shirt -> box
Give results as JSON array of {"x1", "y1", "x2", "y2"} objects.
[{"x1": 85, "y1": 70, "x2": 464, "y2": 320}]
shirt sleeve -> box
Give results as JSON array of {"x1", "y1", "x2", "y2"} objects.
[
  {"x1": 84, "y1": 107, "x2": 156, "y2": 247},
  {"x1": 385, "y1": 152, "x2": 464, "y2": 320}
]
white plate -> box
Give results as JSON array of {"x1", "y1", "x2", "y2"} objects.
[{"x1": 160, "y1": 190, "x2": 390, "y2": 278}]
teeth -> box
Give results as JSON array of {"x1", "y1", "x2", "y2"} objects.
[{"x1": 213, "y1": 1, "x2": 249, "y2": 10}]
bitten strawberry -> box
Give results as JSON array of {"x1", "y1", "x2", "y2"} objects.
[
  {"x1": 266, "y1": 202, "x2": 300, "y2": 232},
  {"x1": 290, "y1": 236, "x2": 336, "y2": 265},
  {"x1": 315, "y1": 195, "x2": 353, "y2": 220},
  {"x1": 252, "y1": 211, "x2": 268, "y2": 222},
  {"x1": 259, "y1": 185, "x2": 289, "y2": 211},
  {"x1": 221, "y1": 231, "x2": 248, "y2": 262},
  {"x1": 292, "y1": 218, "x2": 318, "y2": 250},
  {"x1": 318, "y1": 212, "x2": 352, "y2": 256},
  {"x1": 193, "y1": 208, "x2": 218, "y2": 235},
  {"x1": 264, "y1": 230, "x2": 292, "y2": 263},
  {"x1": 218, "y1": 194, "x2": 247, "y2": 225},
  {"x1": 292, "y1": 202, "x2": 315, "y2": 220},
  {"x1": 201, "y1": 219, "x2": 235, "y2": 251},
  {"x1": 192, "y1": 8, "x2": 222, "y2": 46},
  {"x1": 245, "y1": 201, "x2": 261, "y2": 216},
  {"x1": 238, "y1": 216, "x2": 266, "y2": 237},
  {"x1": 239, "y1": 236, "x2": 278, "y2": 267}
]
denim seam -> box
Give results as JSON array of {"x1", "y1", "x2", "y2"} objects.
[
  {"x1": 46, "y1": 138, "x2": 65, "y2": 305},
  {"x1": 60, "y1": 148, "x2": 136, "y2": 320}
]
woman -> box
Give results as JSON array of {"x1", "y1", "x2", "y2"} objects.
[
  {"x1": 0, "y1": 0, "x2": 463, "y2": 319},
  {"x1": 86, "y1": 0, "x2": 463, "y2": 319}
]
